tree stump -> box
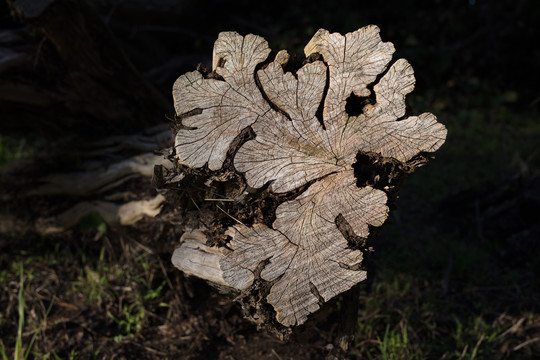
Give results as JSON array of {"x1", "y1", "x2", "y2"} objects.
[{"x1": 167, "y1": 26, "x2": 447, "y2": 331}]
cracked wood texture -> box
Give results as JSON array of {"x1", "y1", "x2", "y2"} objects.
[{"x1": 171, "y1": 26, "x2": 447, "y2": 326}]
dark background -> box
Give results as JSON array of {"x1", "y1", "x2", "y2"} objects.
[{"x1": 1, "y1": 0, "x2": 539, "y2": 358}]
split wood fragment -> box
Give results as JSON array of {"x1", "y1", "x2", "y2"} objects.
[
  {"x1": 171, "y1": 26, "x2": 447, "y2": 326},
  {"x1": 38, "y1": 194, "x2": 166, "y2": 234},
  {"x1": 30, "y1": 153, "x2": 171, "y2": 196}
]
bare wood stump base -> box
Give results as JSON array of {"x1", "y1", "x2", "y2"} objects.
[{"x1": 164, "y1": 26, "x2": 447, "y2": 340}]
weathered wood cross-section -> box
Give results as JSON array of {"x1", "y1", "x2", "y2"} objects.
[{"x1": 170, "y1": 26, "x2": 447, "y2": 327}]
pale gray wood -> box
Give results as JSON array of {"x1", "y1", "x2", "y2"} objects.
[
  {"x1": 171, "y1": 231, "x2": 238, "y2": 288},
  {"x1": 221, "y1": 173, "x2": 387, "y2": 326},
  {"x1": 30, "y1": 153, "x2": 171, "y2": 196},
  {"x1": 342, "y1": 58, "x2": 448, "y2": 162},
  {"x1": 38, "y1": 194, "x2": 165, "y2": 234},
  {"x1": 172, "y1": 26, "x2": 447, "y2": 326},
  {"x1": 235, "y1": 60, "x2": 338, "y2": 193},
  {"x1": 173, "y1": 32, "x2": 272, "y2": 170},
  {"x1": 304, "y1": 26, "x2": 395, "y2": 155}
]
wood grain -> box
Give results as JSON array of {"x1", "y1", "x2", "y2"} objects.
[{"x1": 172, "y1": 26, "x2": 447, "y2": 326}]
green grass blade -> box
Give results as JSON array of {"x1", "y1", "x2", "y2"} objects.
[
  {"x1": 15, "y1": 265, "x2": 25, "y2": 360},
  {"x1": 0, "y1": 340, "x2": 9, "y2": 360}
]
